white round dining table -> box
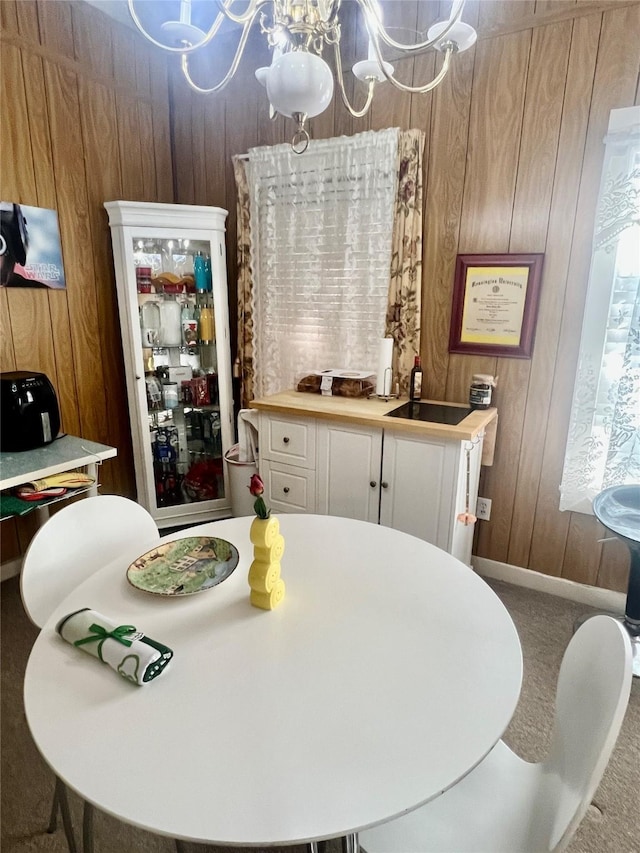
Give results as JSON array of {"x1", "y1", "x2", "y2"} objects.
[{"x1": 24, "y1": 514, "x2": 522, "y2": 848}]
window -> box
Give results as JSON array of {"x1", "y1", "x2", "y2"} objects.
[
  {"x1": 246, "y1": 129, "x2": 399, "y2": 398},
  {"x1": 560, "y1": 106, "x2": 640, "y2": 513}
]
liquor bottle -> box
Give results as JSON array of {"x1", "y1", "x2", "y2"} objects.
[{"x1": 409, "y1": 355, "x2": 423, "y2": 401}]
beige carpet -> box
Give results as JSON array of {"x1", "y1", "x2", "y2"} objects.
[{"x1": 2, "y1": 574, "x2": 639, "y2": 853}]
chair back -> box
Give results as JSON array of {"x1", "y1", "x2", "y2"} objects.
[
  {"x1": 20, "y1": 495, "x2": 159, "y2": 628},
  {"x1": 544, "y1": 615, "x2": 632, "y2": 852}
]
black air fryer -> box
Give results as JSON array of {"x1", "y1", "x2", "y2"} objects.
[{"x1": 0, "y1": 371, "x2": 61, "y2": 451}]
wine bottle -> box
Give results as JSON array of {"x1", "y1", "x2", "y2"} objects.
[{"x1": 409, "y1": 355, "x2": 423, "y2": 401}]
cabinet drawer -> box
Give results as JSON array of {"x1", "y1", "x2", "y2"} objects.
[
  {"x1": 261, "y1": 414, "x2": 316, "y2": 469},
  {"x1": 262, "y1": 461, "x2": 316, "y2": 513}
]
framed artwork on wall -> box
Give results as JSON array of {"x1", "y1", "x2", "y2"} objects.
[
  {"x1": 448, "y1": 253, "x2": 544, "y2": 358},
  {"x1": 0, "y1": 202, "x2": 66, "y2": 289}
]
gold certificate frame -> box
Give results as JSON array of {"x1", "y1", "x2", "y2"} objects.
[{"x1": 449, "y1": 253, "x2": 544, "y2": 359}]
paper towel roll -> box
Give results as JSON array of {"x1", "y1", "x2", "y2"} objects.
[{"x1": 376, "y1": 337, "x2": 394, "y2": 396}]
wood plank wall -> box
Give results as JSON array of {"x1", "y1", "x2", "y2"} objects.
[
  {"x1": 0, "y1": 0, "x2": 174, "y2": 563},
  {"x1": 169, "y1": 0, "x2": 640, "y2": 593}
]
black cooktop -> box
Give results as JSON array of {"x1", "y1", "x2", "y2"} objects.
[{"x1": 385, "y1": 401, "x2": 472, "y2": 425}]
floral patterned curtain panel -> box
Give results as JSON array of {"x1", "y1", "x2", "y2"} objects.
[
  {"x1": 233, "y1": 128, "x2": 424, "y2": 406},
  {"x1": 559, "y1": 106, "x2": 640, "y2": 513}
]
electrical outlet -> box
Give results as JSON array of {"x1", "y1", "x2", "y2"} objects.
[{"x1": 476, "y1": 497, "x2": 492, "y2": 521}]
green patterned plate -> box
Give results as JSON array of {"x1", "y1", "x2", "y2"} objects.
[{"x1": 127, "y1": 536, "x2": 239, "y2": 596}]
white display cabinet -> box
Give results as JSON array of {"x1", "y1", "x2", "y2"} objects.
[{"x1": 105, "y1": 201, "x2": 234, "y2": 529}]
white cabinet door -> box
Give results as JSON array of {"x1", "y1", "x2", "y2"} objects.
[
  {"x1": 379, "y1": 432, "x2": 456, "y2": 550},
  {"x1": 379, "y1": 432, "x2": 483, "y2": 565},
  {"x1": 317, "y1": 422, "x2": 382, "y2": 523}
]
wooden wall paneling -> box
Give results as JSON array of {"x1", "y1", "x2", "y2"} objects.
[
  {"x1": 138, "y1": 99, "x2": 159, "y2": 200},
  {"x1": 1, "y1": 44, "x2": 37, "y2": 199},
  {"x1": 0, "y1": 1, "x2": 19, "y2": 33},
  {"x1": 420, "y1": 51, "x2": 474, "y2": 402},
  {"x1": 190, "y1": 88, "x2": 208, "y2": 205},
  {"x1": 527, "y1": 13, "x2": 601, "y2": 576},
  {"x1": 536, "y1": 1, "x2": 577, "y2": 15},
  {"x1": 0, "y1": 290, "x2": 16, "y2": 371},
  {"x1": 71, "y1": 1, "x2": 113, "y2": 80},
  {"x1": 564, "y1": 514, "x2": 606, "y2": 586},
  {"x1": 529, "y1": 5, "x2": 640, "y2": 584},
  {"x1": 36, "y1": 0, "x2": 73, "y2": 56},
  {"x1": 21, "y1": 49, "x2": 81, "y2": 436},
  {"x1": 445, "y1": 30, "x2": 531, "y2": 404},
  {"x1": 112, "y1": 25, "x2": 147, "y2": 202},
  {"x1": 15, "y1": 0, "x2": 40, "y2": 42},
  {"x1": 170, "y1": 74, "x2": 196, "y2": 204},
  {"x1": 149, "y1": 53, "x2": 175, "y2": 203},
  {"x1": 43, "y1": 60, "x2": 110, "y2": 445},
  {"x1": 597, "y1": 537, "x2": 632, "y2": 593},
  {"x1": 502, "y1": 21, "x2": 573, "y2": 569},
  {"x1": 203, "y1": 96, "x2": 228, "y2": 209},
  {"x1": 134, "y1": 43, "x2": 152, "y2": 101},
  {"x1": 478, "y1": 0, "x2": 537, "y2": 32},
  {"x1": 453, "y1": 30, "x2": 531, "y2": 557},
  {"x1": 78, "y1": 77, "x2": 135, "y2": 496},
  {"x1": 115, "y1": 93, "x2": 147, "y2": 202}
]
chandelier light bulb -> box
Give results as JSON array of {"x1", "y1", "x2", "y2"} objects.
[{"x1": 266, "y1": 52, "x2": 334, "y2": 119}]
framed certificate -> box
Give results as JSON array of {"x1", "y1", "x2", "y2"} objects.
[{"x1": 448, "y1": 253, "x2": 544, "y2": 358}]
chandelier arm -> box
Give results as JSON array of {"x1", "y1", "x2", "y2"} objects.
[
  {"x1": 376, "y1": 47, "x2": 454, "y2": 94},
  {"x1": 333, "y1": 42, "x2": 376, "y2": 118},
  {"x1": 127, "y1": 0, "x2": 257, "y2": 54},
  {"x1": 357, "y1": 0, "x2": 465, "y2": 55},
  {"x1": 214, "y1": 0, "x2": 266, "y2": 25},
  {"x1": 180, "y1": 14, "x2": 258, "y2": 94}
]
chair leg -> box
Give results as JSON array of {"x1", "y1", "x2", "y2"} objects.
[
  {"x1": 341, "y1": 834, "x2": 359, "y2": 853},
  {"x1": 175, "y1": 840, "x2": 189, "y2": 853},
  {"x1": 83, "y1": 801, "x2": 94, "y2": 853},
  {"x1": 48, "y1": 776, "x2": 78, "y2": 853}
]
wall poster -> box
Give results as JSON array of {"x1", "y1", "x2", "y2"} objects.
[{"x1": 0, "y1": 202, "x2": 66, "y2": 289}]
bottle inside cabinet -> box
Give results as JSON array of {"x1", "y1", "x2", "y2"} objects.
[{"x1": 135, "y1": 236, "x2": 223, "y2": 510}]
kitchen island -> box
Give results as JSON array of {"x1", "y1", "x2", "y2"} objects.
[{"x1": 250, "y1": 392, "x2": 497, "y2": 565}]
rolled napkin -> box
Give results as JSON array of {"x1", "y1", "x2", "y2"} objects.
[
  {"x1": 248, "y1": 559, "x2": 281, "y2": 593},
  {"x1": 250, "y1": 579, "x2": 286, "y2": 611},
  {"x1": 56, "y1": 608, "x2": 173, "y2": 685}
]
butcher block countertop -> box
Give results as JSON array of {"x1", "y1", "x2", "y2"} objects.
[{"x1": 250, "y1": 391, "x2": 497, "y2": 442}]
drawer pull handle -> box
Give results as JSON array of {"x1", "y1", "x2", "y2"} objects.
[
  {"x1": 370, "y1": 481, "x2": 377, "y2": 488},
  {"x1": 283, "y1": 436, "x2": 290, "y2": 444},
  {"x1": 283, "y1": 486, "x2": 290, "y2": 494},
  {"x1": 381, "y1": 481, "x2": 389, "y2": 489}
]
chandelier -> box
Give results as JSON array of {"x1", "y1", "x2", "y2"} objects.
[{"x1": 128, "y1": 0, "x2": 477, "y2": 152}]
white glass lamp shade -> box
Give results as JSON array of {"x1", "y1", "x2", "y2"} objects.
[
  {"x1": 265, "y1": 52, "x2": 334, "y2": 118},
  {"x1": 427, "y1": 20, "x2": 477, "y2": 53}
]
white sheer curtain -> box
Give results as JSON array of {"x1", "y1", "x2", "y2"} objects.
[
  {"x1": 247, "y1": 129, "x2": 399, "y2": 397},
  {"x1": 559, "y1": 106, "x2": 640, "y2": 513}
]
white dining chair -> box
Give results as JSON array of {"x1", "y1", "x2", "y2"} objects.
[
  {"x1": 21, "y1": 494, "x2": 159, "y2": 853},
  {"x1": 359, "y1": 614, "x2": 632, "y2": 853}
]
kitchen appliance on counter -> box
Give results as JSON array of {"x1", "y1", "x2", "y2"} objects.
[
  {"x1": 0, "y1": 371, "x2": 61, "y2": 451},
  {"x1": 386, "y1": 401, "x2": 472, "y2": 426}
]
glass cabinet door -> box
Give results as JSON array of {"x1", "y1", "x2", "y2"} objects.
[{"x1": 132, "y1": 233, "x2": 225, "y2": 514}]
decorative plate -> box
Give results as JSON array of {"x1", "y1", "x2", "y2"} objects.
[{"x1": 127, "y1": 536, "x2": 239, "y2": 596}]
